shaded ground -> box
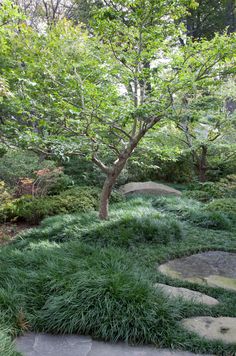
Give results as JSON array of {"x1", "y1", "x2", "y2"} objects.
[{"x1": 0, "y1": 222, "x2": 32, "y2": 245}]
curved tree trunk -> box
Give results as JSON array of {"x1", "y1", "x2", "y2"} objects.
[{"x1": 99, "y1": 174, "x2": 117, "y2": 220}]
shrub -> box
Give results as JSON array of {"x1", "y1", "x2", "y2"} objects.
[
  {"x1": 0, "y1": 186, "x2": 124, "y2": 224},
  {"x1": 183, "y1": 190, "x2": 211, "y2": 202},
  {"x1": 14, "y1": 186, "x2": 100, "y2": 224},
  {"x1": 206, "y1": 198, "x2": 236, "y2": 222},
  {"x1": 0, "y1": 150, "x2": 55, "y2": 187}
]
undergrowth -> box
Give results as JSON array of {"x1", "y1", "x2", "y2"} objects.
[{"x1": 1, "y1": 195, "x2": 236, "y2": 355}]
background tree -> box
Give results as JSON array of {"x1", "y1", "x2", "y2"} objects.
[
  {"x1": 175, "y1": 81, "x2": 236, "y2": 181},
  {"x1": 185, "y1": 0, "x2": 236, "y2": 40}
]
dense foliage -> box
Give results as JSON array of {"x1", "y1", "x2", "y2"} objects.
[{"x1": 0, "y1": 1, "x2": 236, "y2": 354}]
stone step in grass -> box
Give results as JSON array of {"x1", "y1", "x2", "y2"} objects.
[
  {"x1": 181, "y1": 317, "x2": 236, "y2": 344},
  {"x1": 158, "y1": 251, "x2": 236, "y2": 291},
  {"x1": 15, "y1": 333, "x2": 211, "y2": 356},
  {"x1": 155, "y1": 283, "x2": 219, "y2": 305}
]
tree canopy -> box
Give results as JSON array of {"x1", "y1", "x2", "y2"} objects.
[{"x1": 0, "y1": 0, "x2": 236, "y2": 218}]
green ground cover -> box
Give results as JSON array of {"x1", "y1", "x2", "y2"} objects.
[{"x1": 0, "y1": 195, "x2": 236, "y2": 355}]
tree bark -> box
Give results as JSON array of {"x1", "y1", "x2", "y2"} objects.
[
  {"x1": 196, "y1": 145, "x2": 208, "y2": 182},
  {"x1": 99, "y1": 174, "x2": 116, "y2": 220},
  {"x1": 99, "y1": 157, "x2": 127, "y2": 220},
  {"x1": 96, "y1": 117, "x2": 161, "y2": 220}
]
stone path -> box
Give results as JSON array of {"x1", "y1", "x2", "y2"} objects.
[
  {"x1": 181, "y1": 317, "x2": 236, "y2": 344},
  {"x1": 120, "y1": 182, "x2": 181, "y2": 196},
  {"x1": 15, "y1": 333, "x2": 209, "y2": 356},
  {"x1": 155, "y1": 283, "x2": 219, "y2": 305},
  {"x1": 158, "y1": 251, "x2": 236, "y2": 291}
]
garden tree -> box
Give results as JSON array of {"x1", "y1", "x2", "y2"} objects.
[
  {"x1": 1, "y1": 0, "x2": 236, "y2": 219},
  {"x1": 174, "y1": 80, "x2": 236, "y2": 181},
  {"x1": 185, "y1": 0, "x2": 236, "y2": 40},
  {"x1": 15, "y1": 0, "x2": 74, "y2": 28},
  {"x1": 14, "y1": 0, "x2": 99, "y2": 29}
]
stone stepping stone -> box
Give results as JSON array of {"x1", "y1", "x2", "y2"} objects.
[
  {"x1": 155, "y1": 283, "x2": 219, "y2": 305},
  {"x1": 120, "y1": 182, "x2": 181, "y2": 196},
  {"x1": 15, "y1": 333, "x2": 211, "y2": 356},
  {"x1": 158, "y1": 251, "x2": 236, "y2": 291},
  {"x1": 181, "y1": 317, "x2": 236, "y2": 344}
]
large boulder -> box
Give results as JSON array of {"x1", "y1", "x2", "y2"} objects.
[{"x1": 120, "y1": 182, "x2": 181, "y2": 196}]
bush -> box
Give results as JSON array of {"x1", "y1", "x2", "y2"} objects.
[
  {"x1": 183, "y1": 190, "x2": 211, "y2": 202},
  {"x1": 14, "y1": 186, "x2": 100, "y2": 224},
  {"x1": 206, "y1": 198, "x2": 236, "y2": 222},
  {"x1": 0, "y1": 185, "x2": 124, "y2": 224},
  {"x1": 0, "y1": 150, "x2": 55, "y2": 187}
]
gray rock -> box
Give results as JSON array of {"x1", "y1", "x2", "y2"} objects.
[
  {"x1": 15, "y1": 333, "x2": 210, "y2": 356},
  {"x1": 158, "y1": 251, "x2": 236, "y2": 291},
  {"x1": 155, "y1": 283, "x2": 219, "y2": 305},
  {"x1": 120, "y1": 182, "x2": 181, "y2": 196},
  {"x1": 181, "y1": 317, "x2": 236, "y2": 344}
]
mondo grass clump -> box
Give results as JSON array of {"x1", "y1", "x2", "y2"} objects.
[
  {"x1": 151, "y1": 196, "x2": 233, "y2": 230},
  {"x1": 0, "y1": 240, "x2": 180, "y2": 347},
  {"x1": 13, "y1": 199, "x2": 184, "y2": 247},
  {"x1": 1, "y1": 195, "x2": 236, "y2": 355},
  {"x1": 0, "y1": 329, "x2": 19, "y2": 356}
]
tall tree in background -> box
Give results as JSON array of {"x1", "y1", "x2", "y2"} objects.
[{"x1": 186, "y1": 0, "x2": 236, "y2": 40}]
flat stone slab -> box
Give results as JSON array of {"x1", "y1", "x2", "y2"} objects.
[
  {"x1": 181, "y1": 317, "x2": 236, "y2": 344},
  {"x1": 155, "y1": 283, "x2": 219, "y2": 305},
  {"x1": 158, "y1": 251, "x2": 236, "y2": 291},
  {"x1": 15, "y1": 333, "x2": 209, "y2": 356},
  {"x1": 120, "y1": 182, "x2": 181, "y2": 196}
]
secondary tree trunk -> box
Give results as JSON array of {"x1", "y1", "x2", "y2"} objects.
[{"x1": 196, "y1": 145, "x2": 208, "y2": 182}]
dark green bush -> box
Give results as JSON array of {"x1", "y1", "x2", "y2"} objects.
[
  {"x1": 47, "y1": 174, "x2": 74, "y2": 195},
  {"x1": 183, "y1": 190, "x2": 211, "y2": 202},
  {"x1": 0, "y1": 150, "x2": 55, "y2": 187},
  {"x1": 206, "y1": 198, "x2": 236, "y2": 222},
  {"x1": 14, "y1": 187, "x2": 100, "y2": 224},
  {"x1": 0, "y1": 185, "x2": 124, "y2": 224}
]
